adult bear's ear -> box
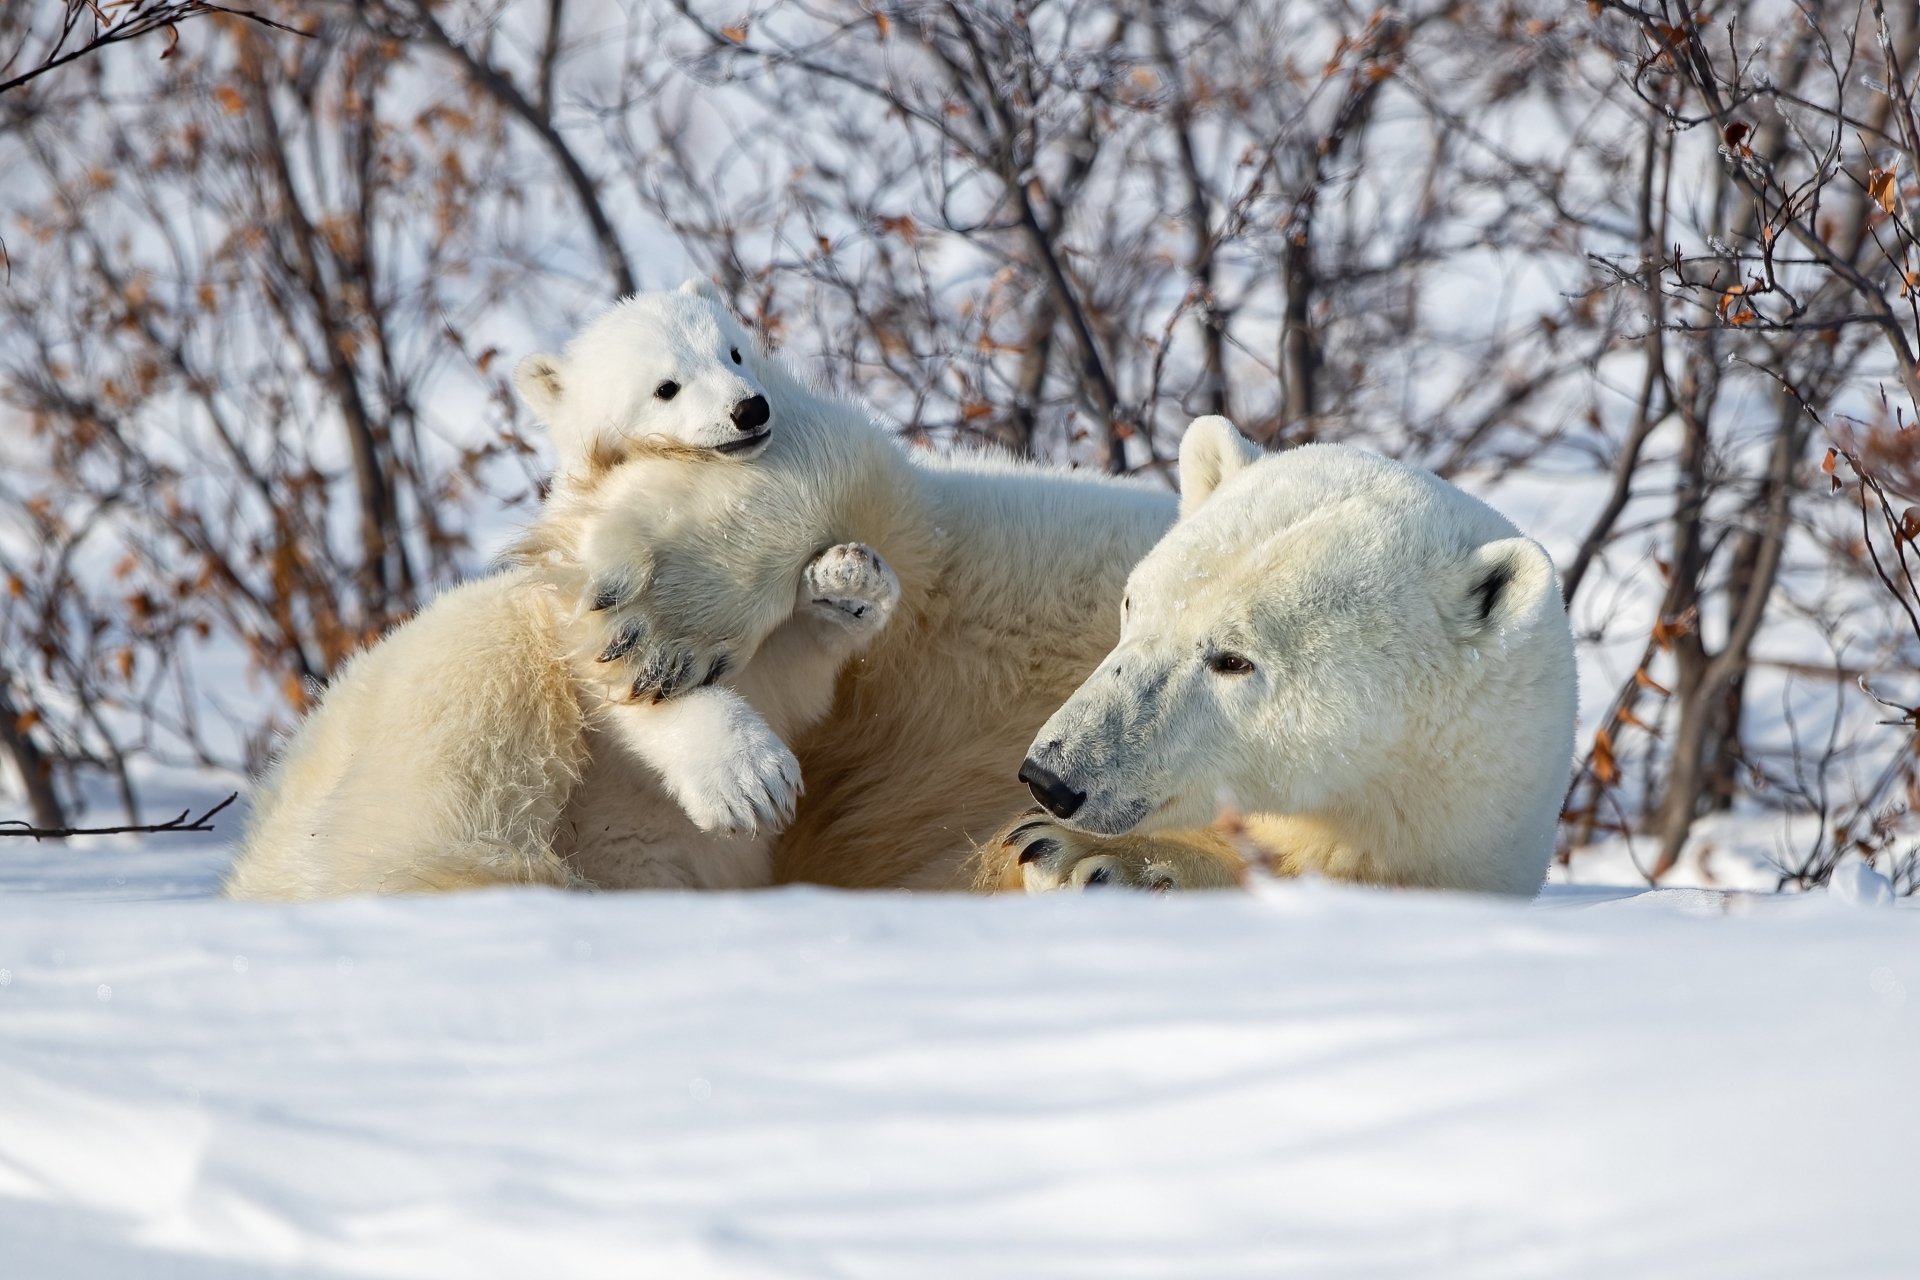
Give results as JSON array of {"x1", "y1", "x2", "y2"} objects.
[
  {"x1": 1177, "y1": 416, "x2": 1263, "y2": 519},
  {"x1": 514, "y1": 353, "x2": 565, "y2": 421},
  {"x1": 1448, "y1": 537, "x2": 1563, "y2": 638},
  {"x1": 677, "y1": 276, "x2": 725, "y2": 304}
]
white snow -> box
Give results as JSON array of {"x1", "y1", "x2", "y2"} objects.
[{"x1": 2, "y1": 837, "x2": 1914, "y2": 1278}]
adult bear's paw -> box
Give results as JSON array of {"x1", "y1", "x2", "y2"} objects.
[{"x1": 994, "y1": 812, "x2": 1184, "y2": 892}]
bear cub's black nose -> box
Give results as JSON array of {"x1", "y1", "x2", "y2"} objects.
[
  {"x1": 731, "y1": 394, "x2": 770, "y2": 431},
  {"x1": 1019, "y1": 758, "x2": 1085, "y2": 820}
]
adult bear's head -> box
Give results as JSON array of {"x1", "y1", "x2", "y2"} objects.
[
  {"x1": 1019, "y1": 417, "x2": 1574, "y2": 855},
  {"x1": 515, "y1": 279, "x2": 773, "y2": 473}
]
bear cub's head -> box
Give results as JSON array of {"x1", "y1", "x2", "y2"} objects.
[{"x1": 515, "y1": 279, "x2": 773, "y2": 475}]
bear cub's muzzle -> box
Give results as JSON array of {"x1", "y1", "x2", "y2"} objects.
[{"x1": 717, "y1": 394, "x2": 772, "y2": 454}]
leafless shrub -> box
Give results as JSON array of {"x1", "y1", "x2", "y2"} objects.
[{"x1": 1558, "y1": 0, "x2": 1920, "y2": 888}]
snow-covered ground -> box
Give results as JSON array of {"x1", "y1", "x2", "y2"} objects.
[{"x1": 2, "y1": 833, "x2": 1914, "y2": 1279}]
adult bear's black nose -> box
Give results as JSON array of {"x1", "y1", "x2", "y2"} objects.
[
  {"x1": 731, "y1": 394, "x2": 770, "y2": 431},
  {"x1": 1019, "y1": 758, "x2": 1085, "y2": 820}
]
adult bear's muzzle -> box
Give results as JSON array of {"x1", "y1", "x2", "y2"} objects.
[{"x1": 1018, "y1": 756, "x2": 1086, "y2": 820}]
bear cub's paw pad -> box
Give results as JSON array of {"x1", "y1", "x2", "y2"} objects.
[
  {"x1": 802, "y1": 543, "x2": 900, "y2": 631},
  {"x1": 1001, "y1": 815, "x2": 1179, "y2": 893}
]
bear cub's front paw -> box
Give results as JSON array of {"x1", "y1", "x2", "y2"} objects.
[
  {"x1": 996, "y1": 812, "x2": 1182, "y2": 893},
  {"x1": 801, "y1": 543, "x2": 899, "y2": 632},
  {"x1": 575, "y1": 553, "x2": 734, "y2": 703},
  {"x1": 665, "y1": 708, "x2": 804, "y2": 837}
]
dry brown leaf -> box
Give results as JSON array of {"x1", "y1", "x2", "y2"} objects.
[
  {"x1": 1618, "y1": 705, "x2": 1660, "y2": 736},
  {"x1": 875, "y1": 213, "x2": 917, "y2": 243},
  {"x1": 1868, "y1": 168, "x2": 1899, "y2": 215},
  {"x1": 1592, "y1": 727, "x2": 1620, "y2": 786},
  {"x1": 720, "y1": 22, "x2": 749, "y2": 43}
]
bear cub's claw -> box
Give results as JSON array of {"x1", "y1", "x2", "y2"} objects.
[{"x1": 566, "y1": 548, "x2": 731, "y2": 703}]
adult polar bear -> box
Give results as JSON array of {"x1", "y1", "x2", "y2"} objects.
[{"x1": 995, "y1": 419, "x2": 1579, "y2": 895}]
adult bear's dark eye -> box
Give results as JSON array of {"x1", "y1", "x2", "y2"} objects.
[
  {"x1": 730, "y1": 347, "x2": 743, "y2": 364},
  {"x1": 654, "y1": 381, "x2": 680, "y2": 401},
  {"x1": 1209, "y1": 652, "x2": 1255, "y2": 675}
]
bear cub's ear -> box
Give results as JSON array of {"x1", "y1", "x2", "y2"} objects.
[
  {"x1": 514, "y1": 354, "x2": 566, "y2": 421},
  {"x1": 1177, "y1": 416, "x2": 1263, "y2": 520},
  {"x1": 1449, "y1": 537, "x2": 1561, "y2": 637},
  {"x1": 677, "y1": 277, "x2": 725, "y2": 304}
]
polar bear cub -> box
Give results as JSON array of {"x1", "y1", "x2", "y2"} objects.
[
  {"x1": 223, "y1": 288, "x2": 897, "y2": 899},
  {"x1": 998, "y1": 417, "x2": 1577, "y2": 896}
]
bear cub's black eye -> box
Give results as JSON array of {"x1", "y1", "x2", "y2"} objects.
[
  {"x1": 730, "y1": 347, "x2": 743, "y2": 365},
  {"x1": 654, "y1": 381, "x2": 680, "y2": 401},
  {"x1": 1209, "y1": 652, "x2": 1255, "y2": 676}
]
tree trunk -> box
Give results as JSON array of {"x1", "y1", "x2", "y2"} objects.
[{"x1": 0, "y1": 676, "x2": 65, "y2": 833}]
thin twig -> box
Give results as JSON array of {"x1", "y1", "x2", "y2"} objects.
[{"x1": 0, "y1": 792, "x2": 237, "y2": 840}]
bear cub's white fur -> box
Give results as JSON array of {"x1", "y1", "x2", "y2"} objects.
[{"x1": 224, "y1": 285, "x2": 896, "y2": 898}]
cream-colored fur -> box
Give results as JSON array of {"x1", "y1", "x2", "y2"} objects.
[
  {"x1": 222, "y1": 530, "x2": 899, "y2": 898},
  {"x1": 560, "y1": 295, "x2": 1178, "y2": 890},
  {"x1": 983, "y1": 417, "x2": 1579, "y2": 897}
]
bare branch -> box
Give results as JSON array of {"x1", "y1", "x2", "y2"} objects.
[{"x1": 0, "y1": 792, "x2": 236, "y2": 840}]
